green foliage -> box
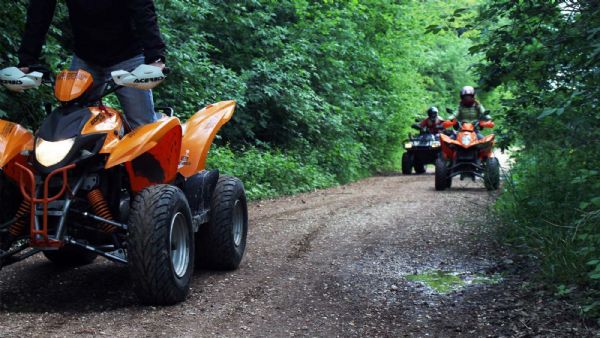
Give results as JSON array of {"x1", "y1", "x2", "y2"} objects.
[
  {"x1": 0, "y1": 0, "x2": 479, "y2": 192},
  {"x1": 206, "y1": 146, "x2": 336, "y2": 200},
  {"x1": 471, "y1": 0, "x2": 600, "y2": 318}
]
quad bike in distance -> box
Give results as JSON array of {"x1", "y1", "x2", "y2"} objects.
[
  {"x1": 0, "y1": 64, "x2": 248, "y2": 305},
  {"x1": 434, "y1": 117, "x2": 500, "y2": 191},
  {"x1": 401, "y1": 120, "x2": 442, "y2": 175}
]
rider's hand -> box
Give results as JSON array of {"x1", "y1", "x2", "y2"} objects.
[
  {"x1": 149, "y1": 61, "x2": 165, "y2": 70},
  {"x1": 19, "y1": 67, "x2": 29, "y2": 74}
]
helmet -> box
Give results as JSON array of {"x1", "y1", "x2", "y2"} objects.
[
  {"x1": 460, "y1": 86, "x2": 475, "y2": 97},
  {"x1": 427, "y1": 106, "x2": 438, "y2": 119}
]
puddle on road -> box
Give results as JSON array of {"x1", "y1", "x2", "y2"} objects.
[{"x1": 405, "y1": 270, "x2": 502, "y2": 294}]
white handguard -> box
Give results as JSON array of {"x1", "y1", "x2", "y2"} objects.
[
  {"x1": 0, "y1": 67, "x2": 43, "y2": 92},
  {"x1": 111, "y1": 64, "x2": 166, "y2": 90}
]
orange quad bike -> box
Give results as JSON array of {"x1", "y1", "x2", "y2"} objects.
[
  {"x1": 435, "y1": 118, "x2": 500, "y2": 191},
  {"x1": 0, "y1": 64, "x2": 248, "y2": 305}
]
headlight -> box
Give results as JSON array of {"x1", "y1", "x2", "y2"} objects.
[
  {"x1": 35, "y1": 137, "x2": 75, "y2": 167},
  {"x1": 461, "y1": 135, "x2": 472, "y2": 145},
  {"x1": 432, "y1": 141, "x2": 441, "y2": 148},
  {"x1": 404, "y1": 143, "x2": 413, "y2": 149}
]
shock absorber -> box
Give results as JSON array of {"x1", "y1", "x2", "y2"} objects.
[
  {"x1": 8, "y1": 200, "x2": 31, "y2": 237},
  {"x1": 87, "y1": 189, "x2": 117, "y2": 233}
]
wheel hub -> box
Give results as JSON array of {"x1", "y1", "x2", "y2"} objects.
[
  {"x1": 169, "y1": 212, "x2": 190, "y2": 278},
  {"x1": 232, "y1": 199, "x2": 244, "y2": 247}
]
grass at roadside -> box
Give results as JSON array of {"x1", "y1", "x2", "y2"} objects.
[{"x1": 494, "y1": 146, "x2": 600, "y2": 322}]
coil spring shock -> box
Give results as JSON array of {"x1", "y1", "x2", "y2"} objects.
[
  {"x1": 87, "y1": 189, "x2": 116, "y2": 233},
  {"x1": 8, "y1": 200, "x2": 31, "y2": 237}
]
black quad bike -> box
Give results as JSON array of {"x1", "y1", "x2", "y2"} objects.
[{"x1": 401, "y1": 120, "x2": 442, "y2": 175}]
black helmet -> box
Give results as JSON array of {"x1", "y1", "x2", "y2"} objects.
[{"x1": 427, "y1": 106, "x2": 439, "y2": 119}]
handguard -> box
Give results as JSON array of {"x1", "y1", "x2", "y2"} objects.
[
  {"x1": 111, "y1": 64, "x2": 166, "y2": 90},
  {"x1": 0, "y1": 67, "x2": 43, "y2": 92}
]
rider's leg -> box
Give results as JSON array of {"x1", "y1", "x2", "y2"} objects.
[
  {"x1": 108, "y1": 55, "x2": 158, "y2": 129},
  {"x1": 70, "y1": 55, "x2": 105, "y2": 99}
]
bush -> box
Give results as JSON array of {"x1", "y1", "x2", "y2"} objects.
[
  {"x1": 496, "y1": 146, "x2": 600, "y2": 317},
  {"x1": 206, "y1": 146, "x2": 336, "y2": 200}
]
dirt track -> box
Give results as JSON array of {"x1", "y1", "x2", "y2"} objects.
[{"x1": 0, "y1": 169, "x2": 595, "y2": 337}]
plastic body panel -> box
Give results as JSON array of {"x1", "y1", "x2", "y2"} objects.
[
  {"x1": 440, "y1": 133, "x2": 495, "y2": 161},
  {"x1": 54, "y1": 70, "x2": 93, "y2": 102},
  {"x1": 105, "y1": 116, "x2": 182, "y2": 193},
  {"x1": 0, "y1": 119, "x2": 34, "y2": 171},
  {"x1": 178, "y1": 100, "x2": 236, "y2": 178},
  {"x1": 81, "y1": 106, "x2": 123, "y2": 153}
]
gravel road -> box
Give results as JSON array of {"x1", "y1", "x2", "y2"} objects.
[{"x1": 0, "y1": 168, "x2": 596, "y2": 337}]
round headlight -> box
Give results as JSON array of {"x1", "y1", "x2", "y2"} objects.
[
  {"x1": 404, "y1": 143, "x2": 413, "y2": 149},
  {"x1": 35, "y1": 137, "x2": 75, "y2": 167},
  {"x1": 461, "y1": 135, "x2": 472, "y2": 145}
]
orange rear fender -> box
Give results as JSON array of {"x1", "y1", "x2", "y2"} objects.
[
  {"x1": 178, "y1": 100, "x2": 236, "y2": 177},
  {"x1": 480, "y1": 134, "x2": 495, "y2": 144},
  {"x1": 0, "y1": 119, "x2": 34, "y2": 169}
]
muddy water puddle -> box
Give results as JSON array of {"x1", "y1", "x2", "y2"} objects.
[{"x1": 405, "y1": 270, "x2": 502, "y2": 294}]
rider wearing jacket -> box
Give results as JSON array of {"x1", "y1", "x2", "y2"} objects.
[
  {"x1": 414, "y1": 107, "x2": 444, "y2": 134},
  {"x1": 453, "y1": 86, "x2": 486, "y2": 122},
  {"x1": 450, "y1": 86, "x2": 488, "y2": 139},
  {"x1": 18, "y1": 0, "x2": 166, "y2": 129}
]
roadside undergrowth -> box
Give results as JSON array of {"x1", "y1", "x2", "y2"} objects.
[{"x1": 494, "y1": 147, "x2": 600, "y2": 323}]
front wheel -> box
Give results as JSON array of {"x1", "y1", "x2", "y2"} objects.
[
  {"x1": 402, "y1": 153, "x2": 413, "y2": 175},
  {"x1": 127, "y1": 185, "x2": 195, "y2": 305},
  {"x1": 196, "y1": 176, "x2": 248, "y2": 270},
  {"x1": 484, "y1": 157, "x2": 500, "y2": 191},
  {"x1": 435, "y1": 158, "x2": 449, "y2": 191}
]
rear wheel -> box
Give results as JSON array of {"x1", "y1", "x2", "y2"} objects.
[
  {"x1": 43, "y1": 246, "x2": 97, "y2": 266},
  {"x1": 435, "y1": 158, "x2": 449, "y2": 191},
  {"x1": 401, "y1": 153, "x2": 413, "y2": 175},
  {"x1": 484, "y1": 157, "x2": 500, "y2": 191},
  {"x1": 196, "y1": 176, "x2": 248, "y2": 270},
  {"x1": 128, "y1": 185, "x2": 194, "y2": 305}
]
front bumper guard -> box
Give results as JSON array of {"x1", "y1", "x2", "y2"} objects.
[{"x1": 15, "y1": 163, "x2": 75, "y2": 249}]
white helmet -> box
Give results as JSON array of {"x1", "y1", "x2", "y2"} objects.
[{"x1": 460, "y1": 86, "x2": 475, "y2": 97}]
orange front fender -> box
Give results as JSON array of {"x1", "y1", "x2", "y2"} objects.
[
  {"x1": 105, "y1": 116, "x2": 181, "y2": 169},
  {"x1": 105, "y1": 116, "x2": 182, "y2": 193},
  {"x1": 0, "y1": 119, "x2": 34, "y2": 169},
  {"x1": 178, "y1": 101, "x2": 236, "y2": 178}
]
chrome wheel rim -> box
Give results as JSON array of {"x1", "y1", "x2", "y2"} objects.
[
  {"x1": 232, "y1": 199, "x2": 244, "y2": 247},
  {"x1": 169, "y1": 212, "x2": 190, "y2": 278}
]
